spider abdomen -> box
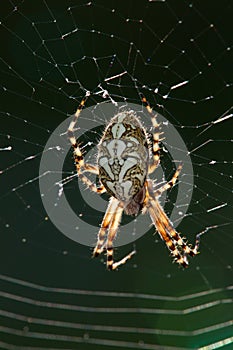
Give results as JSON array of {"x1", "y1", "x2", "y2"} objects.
[{"x1": 97, "y1": 111, "x2": 149, "y2": 210}]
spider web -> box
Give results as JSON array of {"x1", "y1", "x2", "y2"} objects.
[{"x1": 0, "y1": 1, "x2": 233, "y2": 349}]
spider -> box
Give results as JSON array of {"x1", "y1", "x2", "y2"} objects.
[{"x1": 68, "y1": 94, "x2": 200, "y2": 270}]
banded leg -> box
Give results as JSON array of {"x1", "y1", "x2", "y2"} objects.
[
  {"x1": 146, "y1": 180, "x2": 199, "y2": 267},
  {"x1": 155, "y1": 198, "x2": 199, "y2": 258},
  {"x1": 93, "y1": 197, "x2": 118, "y2": 257},
  {"x1": 68, "y1": 94, "x2": 106, "y2": 194},
  {"x1": 141, "y1": 95, "x2": 163, "y2": 174},
  {"x1": 68, "y1": 95, "x2": 89, "y2": 169},
  {"x1": 154, "y1": 165, "x2": 200, "y2": 256},
  {"x1": 154, "y1": 164, "x2": 182, "y2": 197},
  {"x1": 150, "y1": 173, "x2": 199, "y2": 257},
  {"x1": 106, "y1": 203, "x2": 136, "y2": 270},
  {"x1": 78, "y1": 172, "x2": 106, "y2": 194},
  {"x1": 147, "y1": 198, "x2": 189, "y2": 267}
]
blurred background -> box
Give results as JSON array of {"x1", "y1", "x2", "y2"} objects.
[{"x1": 0, "y1": 1, "x2": 232, "y2": 349}]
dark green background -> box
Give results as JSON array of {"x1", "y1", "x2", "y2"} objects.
[{"x1": 0, "y1": 1, "x2": 232, "y2": 349}]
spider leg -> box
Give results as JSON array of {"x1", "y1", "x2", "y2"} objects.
[
  {"x1": 78, "y1": 172, "x2": 106, "y2": 194},
  {"x1": 93, "y1": 197, "x2": 118, "y2": 257},
  {"x1": 68, "y1": 95, "x2": 106, "y2": 194},
  {"x1": 146, "y1": 180, "x2": 200, "y2": 267},
  {"x1": 148, "y1": 202, "x2": 189, "y2": 267},
  {"x1": 154, "y1": 164, "x2": 182, "y2": 197},
  {"x1": 155, "y1": 198, "x2": 199, "y2": 258},
  {"x1": 68, "y1": 95, "x2": 89, "y2": 169},
  {"x1": 152, "y1": 174, "x2": 199, "y2": 257},
  {"x1": 105, "y1": 202, "x2": 136, "y2": 270},
  {"x1": 83, "y1": 164, "x2": 99, "y2": 175},
  {"x1": 110, "y1": 250, "x2": 136, "y2": 271},
  {"x1": 145, "y1": 180, "x2": 189, "y2": 267},
  {"x1": 141, "y1": 95, "x2": 163, "y2": 175}
]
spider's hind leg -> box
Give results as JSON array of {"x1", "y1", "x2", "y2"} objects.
[
  {"x1": 141, "y1": 95, "x2": 163, "y2": 175},
  {"x1": 68, "y1": 94, "x2": 107, "y2": 194}
]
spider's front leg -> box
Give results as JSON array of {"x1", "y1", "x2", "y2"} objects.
[
  {"x1": 93, "y1": 197, "x2": 118, "y2": 257},
  {"x1": 144, "y1": 180, "x2": 189, "y2": 267},
  {"x1": 93, "y1": 197, "x2": 136, "y2": 270},
  {"x1": 153, "y1": 168, "x2": 200, "y2": 258},
  {"x1": 145, "y1": 180, "x2": 200, "y2": 267},
  {"x1": 106, "y1": 202, "x2": 136, "y2": 270}
]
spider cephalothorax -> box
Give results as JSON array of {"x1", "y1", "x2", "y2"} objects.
[{"x1": 68, "y1": 95, "x2": 200, "y2": 270}]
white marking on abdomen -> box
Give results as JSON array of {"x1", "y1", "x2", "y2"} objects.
[
  {"x1": 111, "y1": 123, "x2": 126, "y2": 138},
  {"x1": 99, "y1": 157, "x2": 114, "y2": 179},
  {"x1": 119, "y1": 158, "x2": 137, "y2": 182},
  {"x1": 106, "y1": 140, "x2": 126, "y2": 158}
]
